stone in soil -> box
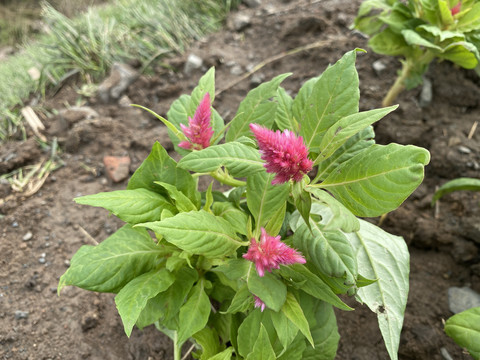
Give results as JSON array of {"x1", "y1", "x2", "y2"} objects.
[
  {"x1": 22, "y1": 231, "x2": 33, "y2": 241},
  {"x1": 14, "y1": 311, "x2": 29, "y2": 320},
  {"x1": 98, "y1": 63, "x2": 139, "y2": 103},
  {"x1": 103, "y1": 155, "x2": 131, "y2": 183},
  {"x1": 448, "y1": 286, "x2": 480, "y2": 314},
  {"x1": 184, "y1": 54, "x2": 203, "y2": 75}
]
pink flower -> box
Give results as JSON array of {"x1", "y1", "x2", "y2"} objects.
[
  {"x1": 451, "y1": 1, "x2": 461, "y2": 15},
  {"x1": 178, "y1": 93, "x2": 214, "y2": 150},
  {"x1": 254, "y1": 295, "x2": 266, "y2": 312},
  {"x1": 250, "y1": 123, "x2": 313, "y2": 184},
  {"x1": 243, "y1": 228, "x2": 306, "y2": 277}
]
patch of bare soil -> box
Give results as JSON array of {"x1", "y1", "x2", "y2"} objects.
[{"x1": 1, "y1": 0, "x2": 479, "y2": 359}]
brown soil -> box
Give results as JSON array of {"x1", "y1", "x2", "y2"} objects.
[{"x1": 1, "y1": 0, "x2": 479, "y2": 359}]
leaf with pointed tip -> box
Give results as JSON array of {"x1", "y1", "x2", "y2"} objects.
[
  {"x1": 245, "y1": 324, "x2": 276, "y2": 360},
  {"x1": 456, "y1": 2, "x2": 480, "y2": 32},
  {"x1": 432, "y1": 177, "x2": 480, "y2": 204},
  {"x1": 209, "y1": 348, "x2": 234, "y2": 360},
  {"x1": 154, "y1": 181, "x2": 197, "y2": 212},
  {"x1": 275, "y1": 87, "x2": 297, "y2": 131},
  {"x1": 270, "y1": 309, "x2": 299, "y2": 352},
  {"x1": 281, "y1": 292, "x2": 314, "y2": 347},
  {"x1": 212, "y1": 202, "x2": 248, "y2": 236},
  {"x1": 237, "y1": 309, "x2": 263, "y2": 357},
  {"x1": 445, "y1": 307, "x2": 480, "y2": 359},
  {"x1": 193, "y1": 327, "x2": 221, "y2": 360},
  {"x1": 247, "y1": 264, "x2": 287, "y2": 312},
  {"x1": 224, "y1": 284, "x2": 254, "y2": 314}
]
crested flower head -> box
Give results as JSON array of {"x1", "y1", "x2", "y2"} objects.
[
  {"x1": 243, "y1": 227, "x2": 306, "y2": 277},
  {"x1": 178, "y1": 93, "x2": 214, "y2": 150},
  {"x1": 451, "y1": 1, "x2": 461, "y2": 15},
  {"x1": 253, "y1": 295, "x2": 266, "y2": 312},
  {"x1": 250, "y1": 123, "x2": 313, "y2": 184}
]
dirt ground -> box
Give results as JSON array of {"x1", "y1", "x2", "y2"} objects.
[{"x1": 1, "y1": 0, "x2": 479, "y2": 359}]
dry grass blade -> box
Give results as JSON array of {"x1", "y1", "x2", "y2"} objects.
[
  {"x1": 21, "y1": 106, "x2": 46, "y2": 141},
  {"x1": 468, "y1": 121, "x2": 478, "y2": 140}
]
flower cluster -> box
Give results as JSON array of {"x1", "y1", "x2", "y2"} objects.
[
  {"x1": 250, "y1": 123, "x2": 313, "y2": 184},
  {"x1": 178, "y1": 93, "x2": 214, "y2": 150}
]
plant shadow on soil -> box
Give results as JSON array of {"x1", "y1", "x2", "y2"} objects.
[{"x1": 1, "y1": 0, "x2": 479, "y2": 359}]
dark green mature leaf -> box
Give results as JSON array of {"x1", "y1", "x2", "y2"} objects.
[
  {"x1": 58, "y1": 225, "x2": 168, "y2": 293},
  {"x1": 177, "y1": 279, "x2": 212, "y2": 345},
  {"x1": 247, "y1": 264, "x2": 287, "y2": 312},
  {"x1": 212, "y1": 259, "x2": 251, "y2": 281},
  {"x1": 237, "y1": 309, "x2": 263, "y2": 357},
  {"x1": 212, "y1": 202, "x2": 248, "y2": 235},
  {"x1": 154, "y1": 181, "x2": 197, "y2": 212},
  {"x1": 226, "y1": 73, "x2": 291, "y2": 141},
  {"x1": 297, "y1": 50, "x2": 360, "y2": 152},
  {"x1": 138, "y1": 210, "x2": 246, "y2": 258},
  {"x1": 445, "y1": 307, "x2": 480, "y2": 359},
  {"x1": 178, "y1": 142, "x2": 264, "y2": 177},
  {"x1": 247, "y1": 171, "x2": 289, "y2": 236},
  {"x1": 319, "y1": 143, "x2": 430, "y2": 217},
  {"x1": 346, "y1": 219, "x2": 409, "y2": 360},
  {"x1": 115, "y1": 268, "x2": 175, "y2": 337},
  {"x1": 369, "y1": 28, "x2": 411, "y2": 56},
  {"x1": 245, "y1": 324, "x2": 276, "y2": 360},
  {"x1": 127, "y1": 142, "x2": 199, "y2": 206},
  {"x1": 224, "y1": 284, "x2": 253, "y2": 314},
  {"x1": 209, "y1": 348, "x2": 234, "y2": 360},
  {"x1": 275, "y1": 87, "x2": 297, "y2": 131},
  {"x1": 292, "y1": 182, "x2": 312, "y2": 230},
  {"x1": 193, "y1": 327, "x2": 221, "y2": 360},
  {"x1": 432, "y1": 177, "x2": 480, "y2": 204},
  {"x1": 75, "y1": 189, "x2": 176, "y2": 224},
  {"x1": 270, "y1": 309, "x2": 299, "y2": 352},
  {"x1": 277, "y1": 333, "x2": 307, "y2": 360}
]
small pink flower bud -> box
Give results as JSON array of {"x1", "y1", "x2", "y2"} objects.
[
  {"x1": 451, "y1": 1, "x2": 461, "y2": 15},
  {"x1": 254, "y1": 295, "x2": 266, "y2": 312},
  {"x1": 178, "y1": 93, "x2": 214, "y2": 150},
  {"x1": 250, "y1": 123, "x2": 313, "y2": 184}
]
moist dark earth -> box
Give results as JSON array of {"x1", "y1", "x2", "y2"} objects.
[{"x1": 1, "y1": 0, "x2": 479, "y2": 359}]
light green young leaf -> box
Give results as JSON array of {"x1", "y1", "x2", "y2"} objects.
[
  {"x1": 58, "y1": 225, "x2": 168, "y2": 294},
  {"x1": 193, "y1": 327, "x2": 221, "y2": 360},
  {"x1": 298, "y1": 50, "x2": 360, "y2": 152},
  {"x1": 203, "y1": 182, "x2": 214, "y2": 212},
  {"x1": 247, "y1": 171, "x2": 289, "y2": 236},
  {"x1": 270, "y1": 309, "x2": 299, "y2": 352},
  {"x1": 264, "y1": 202, "x2": 286, "y2": 236},
  {"x1": 190, "y1": 67, "x2": 216, "y2": 107},
  {"x1": 369, "y1": 28, "x2": 411, "y2": 56},
  {"x1": 275, "y1": 87, "x2": 297, "y2": 131},
  {"x1": 209, "y1": 347, "x2": 234, "y2": 360},
  {"x1": 445, "y1": 307, "x2": 480, "y2": 359},
  {"x1": 115, "y1": 268, "x2": 175, "y2": 337},
  {"x1": 178, "y1": 142, "x2": 264, "y2": 177},
  {"x1": 345, "y1": 219, "x2": 410, "y2": 360},
  {"x1": 224, "y1": 284, "x2": 253, "y2": 314},
  {"x1": 281, "y1": 292, "x2": 314, "y2": 347},
  {"x1": 138, "y1": 211, "x2": 246, "y2": 258},
  {"x1": 247, "y1": 264, "x2": 287, "y2": 312},
  {"x1": 420, "y1": 0, "x2": 441, "y2": 25},
  {"x1": 438, "y1": 0, "x2": 455, "y2": 26},
  {"x1": 212, "y1": 259, "x2": 251, "y2": 281},
  {"x1": 317, "y1": 105, "x2": 398, "y2": 164},
  {"x1": 177, "y1": 279, "x2": 211, "y2": 345},
  {"x1": 432, "y1": 177, "x2": 480, "y2": 204},
  {"x1": 154, "y1": 181, "x2": 197, "y2": 212},
  {"x1": 456, "y1": 2, "x2": 480, "y2": 32},
  {"x1": 318, "y1": 143, "x2": 430, "y2": 217},
  {"x1": 127, "y1": 142, "x2": 199, "y2": 206},
  {"x1": 401, "y1": 29, "x2": 443, "y2": 50},
  {"x1": 75, "y1": 188, "x2": 176, "y2": 224},
  {"x1": 417, "y1": 24, "x2": 464, "y2": 41},
  {"x1": 438, "y1": 42, "x2": 479, "y2": 69},
  {"x1": 245, "y1": 324, "x2": 276, "y2": 360},
  {"x1": 212, "y1": 201, "x2": 248, "y2": 235},
  {"x1": 292, "y1": 76, "x2": 319, "y2": 126},
  {"x1": 226, "y1": 73, "x2": 291, "y2": 141}
]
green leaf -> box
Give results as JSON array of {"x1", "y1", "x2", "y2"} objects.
[
  {"x1": 281, "y1": 292, "x2": 314, "y2": 347},
  {"x1": 178, "y1": 142, "x2": 264, "y2": 177},
  {"x1": 439, "y1": 42, "x2": 479, "y2": 69},
  {"x1": 456, "y1": 2, "x2": 480, "y2": 32},
  {"x1": 209, "y1": 348, "x2": 234, "y2": 360},
  {"x1": 432, "y1": 177, "x2": 480, "y2": 204},
  {"x1": 224, "y1": 284, "x2": 254, "y2": 314},
  {"x1": 247, "y1": 264, "x2": 287, "y2": 312},
  {"x1": 212, "y1": 201, "x2": 248, "y2": 235},
  {"x1": 58, "y1": 225, "x2": 168, "y2": 293},
  {"x1": 278, "y1": 264, "x2": 352, "y2": 311},
  {"x1": 75, "y1": 189, "x2": 176, "y2": 225},
  {"x1": 203, "y1": 182, "x2": 214, "y2": 212},
  {"x1": 127, "y1": 142, "x2": 199, "y2": 206},
  {"x1": 278, "y1": 333, "x2": 307, "y2": 360},
  {"x1": 264, "y1": 202, "x2": 287, "y2": 236},
  {"x1": 177, "y1": 279, "x2": 211, "y2": 345},
  {"x1": 226, "y1": 73, "x2": 291, "y2": 141},
  {"x1": 318, "y1": 143, "x2": 430, "y2": 217},
  {"x1": 298, "y1": 50, "x2": 360, "y2": 152},
  {"x1": 247, "y1": 171, "x2": 289, "y2": 236},
  {"x1": 420, "y1": 0, "x2": 441, "y2": 25},
  {"x1": 190, "y1": 67, "x2": 216, "y2": 106},
  {"x1": 438, "y1": 0, "x2": 455, "y2": 26},
  {"x1": 270, "y1": 309, "x2": 299, "y2": 352},
  {"x1": 292, "y1": 181, "x2": 312, "y2": 230},
  {"x1": 275, "y1": 87, "x2": 297, "y2": 131},
  {"x1": 154, "y1": 181, "x2": 197, "y2": 212},
  {"x1": 317, "y1": 106, "x2": 398, "y2": 164},
  {"x1": 138, "y1": 210, "x2": 246, "y2": 258},
  {"x1": 316, "y1": 126, "x2": 375, "y2": 181},
  {"x1": 369, "y1": 28, "x2": 411, "y2": 56},
  {"x1": 193, "y1": 327, "x2": 221, "y2": 360},
  {"x1": 212, "y1": 259, "x2": 251, "y2": 281},
  {"x1": 401, "y1": 29, "x2": 442, "y2": 50},
  {"x1": 237, "y1": 309, "x2": 263, "y2": 357},
  {"x1": 445, "y1": 307, "x2": 480, "y2": 359},
  {"x1": 417, "y1": 24, "x2": 464, "y2": 41},
  {"x1": 245, "y1": 324, "x2": 276, "y2": 360},
  {"x1": 345, "y1": 219, "x2": 410, "y2": 360},
  {"x1": 293, "y1": 222, "x2": 357, "y2": 285},
  {"x1": 115, "y1": 268, "x2": 175, "y2": 337}
]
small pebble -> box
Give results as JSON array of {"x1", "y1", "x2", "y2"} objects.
[
  {"x1": 39, "y1": 258, "x2": 46, "y2": 264},
  {"x1": 184, "y1": 54, "x2": 203, "y2": 75},
  {"x1": 230, "y1": 65, "x2": 243, "y2": 76},
  {"x1": 14, "y1": 310, "x2": 29, "y2": 320},
  {"x1": 448, "y1": 286, "x2": 480, "y2": 314},
  {"x1": 64, "y1": 259, "x2": 71, "y2": 267},
  {"x1": 440, "y1": 347, "x2": 454, "y2": 360},
  {"x1": 458, "y1": 145, "x2": 471, "y2": 154},
  {"x1": 22, "y1": 232, "x2": 33, "y2": 241},
  {"x1": 419, "y1": 78, "x2": 432, "y2": 108},
  {"x1": 12, "y1": 222, "x2": 18, "y2": 228},
  {"x1": 372, "y1": 60, "x2": 387, "y2": 76}
]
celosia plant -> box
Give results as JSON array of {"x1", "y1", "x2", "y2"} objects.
[
  {"x1": 59, "y1": 50, "x2": 430, "y2": 360},
  {"x1": 354, "y1": 0, "x2": 480, "y2": 106}
]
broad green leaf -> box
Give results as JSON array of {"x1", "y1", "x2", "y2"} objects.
[
  {"x1": 281, "y1": 292, "x2": 314, "y2": 347},
  {"x1": 278, "y1": 333, "x2": 307, "y2": 360},
  {"x1": 193, "y1": 327, "x2": 221, "y2": 360},
  {"x1": 292, "y1": 76, "x2": 319, "y2": 128},
  {"x1": 318, "y1": 143, "x2": 430, "y2": 217},
  {"x1": 445, "y1": 307, "x2": 480, "y2": 359},
  {"x1": 315, "y1": 126, "x2": 375, "y2": 181},
  {"x1": 136, "y1": 292, "x2": 166, "y2": 330},
  {"x1": 245, "y1": 324, "x2": 276, "y2": 360},
  {"x1": 275, "y1": 87, "x2": 297, "y2": 131},
  {"x1": 75, "y1": 188, "x2": 176, "y2": 225},
  {"x1": 190, "y1": 67, "x2": 216, "y2": 107},
  {"x1": 138, "y1": 210, "x2": 246, "y2": 258},
  {"x1": 379, "y1": 4, "x2": 412, "y2": 33},
  {"x1": 177, "y1": 279, "x2": 211, "y2": 345},
  {"x1": 247, "y1": 171, "x2": 289, "y2": 236},
  {"x1": 212, "y1": 259, "x2": 251, "y2": 281},
  {"x1": 154, "y1": 181, "x2": 197, "y2": 212},
  {"x1": 224, "y1": 284, "x2": 254, "y2": 314},
  {"x1": 369, "y1": 28, "x2": 411, "y2": 56},
  {"x1": 438, "y1": 0, "x2": 455, "y2": 26},
  {"x1": 439, "y1": 42, "x2": 479, "y2": 69},
  {"x1": 178, "y1": 142, "x2": 264, "y2": 177},
  {"x1": 306, "y1": 190, "x2": 360, "y2": 233},
  {"x1": 209, "y1": 348, "x2": 234, "y2": 360},
  {"x1": 346, "y1": 219, "x2": 410, "y2": 360},
  {"x1": 226, "y1": 73, "x2": 291, "y2": 141},
  {"x1": 212, "y1": 202, "x2": 248, "y2": 235},
  {"x1": 293, "y1": 222, "x2": 357, "y2": 285},
  {"x1": 127, "y1": 142, "x2": 199, "y2": 206},
  {"x1": 58, "y1": 225, "x2": 168, "y2": 293},
  {"x1": 417, "y1": 24, "x2": 464, "y2": 41},
  {"x1": 420, "y1": 0, "x2": 441, "y2": 25},
  {"x1": 456, "y1": 2, "x2": 480, "y2": 32},
  {"x1": 317, "y1": 106, "x2": 397, "y2": 163},
  {"x1": 264, "y1": 202, "x2": 286, "y2": 236},
  {"x1": 270, "y1": 309, "x2": 299, "y2": 352},
  {"x1": 292, "y1": 181, "x2": 312, "y2": 230},
  {"x1": 432, "y1": 177, "x2": 480, "y2": 204},
  {"x1": 278, "y1": 265, "x2": 353, "y2": 311},
  {"x1": 238, "y1": 309, "x2": 263, "y2": 357},
  {"x1": 401, "y1": 29, "x2": 443, "y2": 50},
  {"x1": 298, "y1": 50, "x2": 360, "y2": 152},
  {"x1": 247, "y1": 264, "x2": 287, "y2": 312},
  {"x1": 115, "y1": 268, "x2": 175, "y2": 337}
]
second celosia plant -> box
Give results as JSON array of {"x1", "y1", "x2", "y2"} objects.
[{"x1": 59, "y1": 50, "x2": 430, "y2": 360}]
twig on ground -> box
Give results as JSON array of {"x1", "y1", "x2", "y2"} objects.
[
  {"x1": 21, "y1": 106, "x2": 46, "y2": 141},
  {"x1": 468, "y1": 121, "x2": 478, "y2": 139},
  {"x1": 78, "y1": 225, "x2": 99, "y2": 245},
  {"x1": 180, "y1": 344, "x2": 196, "y2": 360}
]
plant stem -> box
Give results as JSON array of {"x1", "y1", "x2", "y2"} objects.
[
  {"x1": 209, "y1": 169, "x2": 246, "y2": 187},
  {"x1": 174, "y1": 331, "x2": 181, "y2": 360},
  {"x1": 382, "y1": 60, "x2": 413, "y2": 107}
]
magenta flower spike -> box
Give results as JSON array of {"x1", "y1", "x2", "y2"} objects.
[
  {"x1": 253, "y1": 295, "x2": 266, "y2": 312},
  {"x1": 451, "y1": 1, "x2": 461, "y2": 15},
  {"x1": 243, "y1": 227, "x2": 306, "y2": 277},
  {"x1": 178, "y1": 93, "x2": 214, "y2": 150},
  {"x1": 250, "y1": 123, "x2": 313, "y2": 185}
]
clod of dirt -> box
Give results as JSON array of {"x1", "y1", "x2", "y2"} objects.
[
  {"x1": 81, "y1": 311, "x2": 99, "y2": 332},
  {"x1": 451, "y1": 238, "x2": 478, "y2": 263},
  {"x1": 103, "y1": 155, "x2": 131, "y2": 183},
  {"x1": 98, "y1": 62, "x2": 139, "y2": 103},
  {"x1": 0, "y1": 138, "x2": 42, "y2": 174}
]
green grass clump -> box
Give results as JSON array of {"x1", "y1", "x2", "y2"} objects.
[{"x1": 0, "y1": 0, "x2": 240, "y2": 141}]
